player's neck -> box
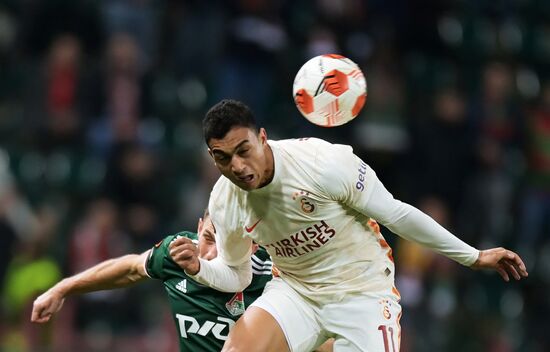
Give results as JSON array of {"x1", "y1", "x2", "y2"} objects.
[{"x1": 258, "y1": 144, "x2": 275, "y2": 188}]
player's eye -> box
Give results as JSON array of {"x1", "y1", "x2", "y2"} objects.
[
  {"x1": 238, "y1": 148, "x2": 250, "y2": 156},
  {"x1": 215, "y1": 154, "x2": 230, "y2": 163}
]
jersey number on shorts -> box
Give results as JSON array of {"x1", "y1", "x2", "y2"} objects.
[{"x1": 378, "y1": 325, "x2": 397, "y2": 352}]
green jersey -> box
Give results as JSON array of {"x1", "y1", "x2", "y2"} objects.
[{"x1": 145, "y1": 232, "x2": 272, "y2": 352}]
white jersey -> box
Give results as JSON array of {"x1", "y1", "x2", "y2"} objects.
[{"x1": 207, "y1": 138, "x2": 479, "y2": 303}]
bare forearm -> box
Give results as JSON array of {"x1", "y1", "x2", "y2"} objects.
[
  {"x1": 56, "y1": 254, "x2": 147, "y2": 296},
  {"x1": 31, "y1": 252, "x2": 148, "y2": 324}
]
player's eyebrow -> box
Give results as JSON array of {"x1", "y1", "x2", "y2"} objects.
[
  {"x1": 211, "y1": 140, "x2": 250, "y2": 157},
  {"x1": 203, "y1": 229, "x2": 216, "y2": 240}
]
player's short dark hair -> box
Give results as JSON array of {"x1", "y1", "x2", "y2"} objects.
[{"x1": 203, "y1": 99, "x2": 258, "y2": 146}]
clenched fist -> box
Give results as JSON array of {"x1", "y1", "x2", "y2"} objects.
[
  {"x1": 169, "y1": 236, "x2": 201, "y2": 275},
  {"x1": 31, "y1": 287, "x2": 66, "y2": 323}
]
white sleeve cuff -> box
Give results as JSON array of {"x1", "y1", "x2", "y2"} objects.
[
  {"x1": 142, "y1": 249, "x2": 152, "y2": 278},
  {"x1": 187, "y1": 257, "x2": 252, "y2": 292}
]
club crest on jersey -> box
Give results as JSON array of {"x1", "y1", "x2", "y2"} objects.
[
  {"x1": 292, "y1": 190, "x2": 316, "y2": 214},
  {"x1": 226, "y1": 292, "x2": 245, "y2": 316},
  {"x1": 380, "y1": 299, "x2": 392, "y2": 320}
]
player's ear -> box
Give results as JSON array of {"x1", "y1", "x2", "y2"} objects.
[
  {"x1": 258, "y1": 128, "x2": 268, "y2": 145},
  {"x1": 197, "y1": 217, "x2": 204, "y2": 233}
]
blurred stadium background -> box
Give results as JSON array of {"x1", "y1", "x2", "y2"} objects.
[{"x1": 0, "y1": 0, "x2": 548, "y2": 351}]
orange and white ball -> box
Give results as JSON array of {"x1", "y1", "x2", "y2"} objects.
[{"x1": 293, "y1": 54, "x2": 367, "y2": 127}]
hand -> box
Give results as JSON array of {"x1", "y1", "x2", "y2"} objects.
[
  {"x1": 169, "y1": 237, "x2": 200, "y2": 275},
  {"x1": 471, "y1": 247, "x2": 528, "y2": 282},
  {"x1": 31, "y1": 288, "x2": 66, "y2": 323}
]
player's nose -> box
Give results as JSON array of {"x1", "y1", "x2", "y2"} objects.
[{"x1": 230, "y1": 156, "x2": 246, "y2": 175}]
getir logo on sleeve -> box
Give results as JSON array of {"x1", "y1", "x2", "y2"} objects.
[{"x1": 356, "y1": 160, "x2": 367, "y2": 192}]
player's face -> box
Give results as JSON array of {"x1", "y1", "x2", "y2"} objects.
[
  {"x1": 208, "y1": 126, "x2": 274, "y2": 191},
  {"x1": 197, "y1": 216, "x2": 217, "y2": 260}
]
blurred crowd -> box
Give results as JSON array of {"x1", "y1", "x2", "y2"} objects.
[{"x1": 0, "y1": 0, "x2": 548, "y2": 351}]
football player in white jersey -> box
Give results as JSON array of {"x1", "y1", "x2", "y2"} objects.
[{"x1": 169, "y1": 99, "x2": 528, "y2": 352}]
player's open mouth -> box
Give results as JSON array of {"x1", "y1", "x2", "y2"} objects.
[{"x1": 238, "y1": 175, "x2": 254, "y2": 184}]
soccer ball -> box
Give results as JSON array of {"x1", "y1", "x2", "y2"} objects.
[{"x1": 292, "y1": 54, "x2": 367, "y2": 127}]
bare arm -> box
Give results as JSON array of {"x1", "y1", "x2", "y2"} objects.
[{"x1": 31, "y1": 251, "x2": 150, "y2": 323}]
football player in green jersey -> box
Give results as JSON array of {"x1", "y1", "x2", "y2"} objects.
[{"x1": 30, "y1": 210, "x2": 273, "y2": 352}]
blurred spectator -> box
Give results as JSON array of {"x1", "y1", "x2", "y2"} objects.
[
  {"x1": 101, "y1": 0, "x2": 157, "y2": 68},
  {"x1": 1, "y1": 199, "x2": 62, "y2": 351},
  {"x1": 167, "y1": 1, "x2": 225, "y2": 78},
  {"x1": 0, "y1": 148, "x2": 40, "y2": 289},
  {"x1": 102, "y1": 143, "x2": 163, "y2": 209},
  {"x1": 68, "y1": 199, "x2": 127, "y2": 274},
  {"x1": 105, "y1": 33, "x2": 143, "y2": 142},
  {"x1": 518, "y1": 83, "x2": 550, "y2": 250},
  {"x1": 457, "y1": 138, "x2": 515, "y2": 246},
  {"x1": 396, "y1": 195, "x2": 455, "y2": 351},
  {"x1": 212, "y1": 0, "x2": 287, "y2": 125},
  {"x1": 410, "y1": 88, "x2": 475, "y2": 212},
  {"x1": 353, "y1": 60, "x2": 409, "y2": 191},
  {"x1": 306, "y1": 26, "x2": 340, "y2": 58},
  {"x1": 16, "y1": 0, "x2": 103, "y2": 56},
  {"x1": 471, "y1": 62, "x2": 523, "y2": 151},
  {"x1": 89, "y1": 33, "x2": 149, "y2": 154},
  {"x1": 354, "y1": 64, "x2": 407, "y2": 154},
  {"x1": 0, "y1": 149, "x2": 39, "y2": 241},
  {"x1": 67, "y1": 198, "x2": 142, "y2": 350},
  {"x1": 44, "y1": 35, "x2": 82, "y2": 147},
  {"x1": 23, "y1": 34, "x2": 87, "y2": 151},
  {"x1": 2, "y1": 237, "x2": 62, "y2": 352}
]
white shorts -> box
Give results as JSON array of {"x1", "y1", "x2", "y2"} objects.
[{"x1": 250, "y1": 278, "x2": 402, "y2": 352}]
